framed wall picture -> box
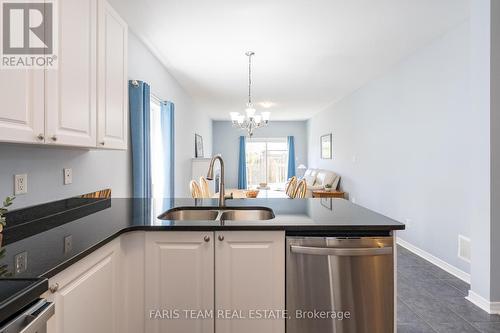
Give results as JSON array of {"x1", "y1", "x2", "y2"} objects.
[
  {"x1": 321, "y1": 134, "x2": 332, "y2": 159},
  {"x1": 195, "y1": 134, "x2": 204, "y2": 158}
]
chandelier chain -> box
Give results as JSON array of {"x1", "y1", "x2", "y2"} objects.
[{"x1": 248, "y1": 52, "x2": 252, "y2": 105}]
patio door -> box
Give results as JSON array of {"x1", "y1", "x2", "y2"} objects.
[{"x1": 246, "y1": 138, "x2": 288, "y2": 189}]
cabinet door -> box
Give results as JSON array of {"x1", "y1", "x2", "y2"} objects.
[
  {"x1": 0, "y1": 70, "x2": 44, "y2": 144},
  {"x1": 145, "y1": 232, "x2": 214, "y2": 333},
  {"x1": 215, "y1": 231, "x2": 285, "y2": 333},
  {"x1": 45, "y1": 0, "x2": 97, "y2": 147},
  {"x1": 97, "y1": 1, "x2": 128, "y2": 150},
  {"x1": 46, "y1": 240, "x2": 121, "y2": 333}
]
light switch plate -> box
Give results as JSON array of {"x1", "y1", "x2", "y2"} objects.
[
  {"x1": 14, "y1": 174, "x2": 28, "y2": 195},
  {"x1": 63, "y1": 168, "x2": 72, "y2": 185}
]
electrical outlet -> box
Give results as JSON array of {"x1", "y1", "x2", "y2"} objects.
[
  {"x1": 14, "y1": 252, "x2": 28, "y2": 274},
  {"x1": 405, "y1": 218, "x2": 412, "y2": 228},
  {"x1": 63, "y1": 168, "x2": 72, "y2": 185},
  {"x1": 351, "y1": 197, "x2": 356, "y2": 204},
  {"x1": 64, "y1": 235, "x2": 73, "y2": 254},
  {"x1": 458, "y1": 235, "x2": 471, "y2": 263},
  {"x1": 14, "y1": 174, "x2": 28, "y2": 195}
]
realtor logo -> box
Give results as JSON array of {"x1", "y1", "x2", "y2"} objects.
[{"x1": 1, "y1": 0, "x2": 58, "y2": 68}]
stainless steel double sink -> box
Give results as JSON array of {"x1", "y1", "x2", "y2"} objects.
[{"x1": 158, "y1": 206, "x2": 275, "y2": 221}]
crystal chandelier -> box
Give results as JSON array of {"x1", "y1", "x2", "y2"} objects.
[{"x1": 230, "y1": 51, "x2": 270, "y2": 137}]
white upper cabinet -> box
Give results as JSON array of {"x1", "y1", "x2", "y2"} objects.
[
  {"x1": 0, "y1": 0, "x2": 127, "y2": 149},
  {"x1": 45, "y1": 0, "x2": 97, "y2": 147},
  {"x1": 0, "y1": 70, "x2": 44, "y2": 144},
  {"x1": 97, "y1": 1, "x2": 128, "y2": 150}
]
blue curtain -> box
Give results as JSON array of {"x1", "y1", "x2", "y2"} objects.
[
  {"x1": 129, "y1": 80, "x2": 152, "y2": 198},
  {"x1": 160, "y1": 101, "x2": 175, "y2": 198},
  {"x1": 238, "y1": 136, "x2": 247, "y2": 189},
  {"x1": 287, "y1": 136, "x2": 296, "y2": 178}
]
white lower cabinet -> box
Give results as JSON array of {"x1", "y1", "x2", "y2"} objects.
[
  {"x1": 215, "y1": 231, "x2": 285, "y2": 333},
  {"x1": 43, "y1": 231, "x2": 284, "y2": 333},
  {"x1": 44, "y1": 239, "x2": 121, "y2": 333},
  {"x1": 145, "y1": 232, "x2": 215, "y2": 333}
]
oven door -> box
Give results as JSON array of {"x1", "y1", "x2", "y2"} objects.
[{"x1": 286, "y1": 236, "x2": 394, "y2": 333}]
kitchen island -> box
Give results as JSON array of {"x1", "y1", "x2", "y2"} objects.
[{"x1": 0, "y1": 196, "x2": 404, "y2": 333}]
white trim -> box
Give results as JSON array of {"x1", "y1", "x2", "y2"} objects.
[
  {"x1": 396, "y1": 237, "x2": 471, "y2": 283},
  {"x1": 466, "y1": 290, "x2": 500, "y2": 314}
]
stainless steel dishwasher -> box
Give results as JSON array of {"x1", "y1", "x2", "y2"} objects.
[
  {"x1": 0, "y1": 299, "x2": 54, "y2": 333},
  {"x1": 286, "y1": 236, "x2": 394, "y2": 333}
]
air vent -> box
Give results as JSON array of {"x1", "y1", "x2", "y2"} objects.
[{"x1": 458, "y1": 235, "x2": 471, "y2": 263}]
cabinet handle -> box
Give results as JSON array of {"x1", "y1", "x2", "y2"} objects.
[
  {"x1": 49, "y1": 283, "x2": 59, "y2": 293},
  {"x1": 218, "y1": 235, "x2": 224, "y2": 241},
  {"x1": 204, "y1": 235, "x2": 210, "y2": 242},
  {"x1": 50, "y1": 135, "x2": 57, "y2": 142},
  {"x1": 37, "y1": 133, "x2": 44, "y2": 141},
  {"x1": 99, "y1": 141, "x2": 105, "y2": 146}
]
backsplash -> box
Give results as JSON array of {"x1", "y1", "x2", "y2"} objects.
[{"x1": 0, "y1": 144, "x2": 130, "y2": 209}]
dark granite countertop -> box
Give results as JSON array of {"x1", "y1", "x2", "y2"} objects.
[{"x1": 0, "y1": 196, "x2": 404, "y2": 322}]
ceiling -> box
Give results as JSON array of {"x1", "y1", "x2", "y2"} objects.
[{"x1": 110, "y1": 0, "x2": 470, "y2": 120}]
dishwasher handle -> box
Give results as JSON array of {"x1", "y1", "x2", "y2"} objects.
[
  {"x1": 290, "y1": 245, "x2": 393, "y2": 256},
  {"x1": 20, "y1": 301, "x2": 55, "y2": 333}
]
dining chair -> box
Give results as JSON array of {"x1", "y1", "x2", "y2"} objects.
[
  {"x1": 285, "y1": 176, "x2": 298, "y2": 198},
  {"x1": 293, "y1": 179, "x2": 307, "y2": 198},
  {"x1": 199, "y1": 177, "x2": 211, "y2": 198},
  {"x1": 189, "y1": 180, "x2": 203, "y2": 198}
]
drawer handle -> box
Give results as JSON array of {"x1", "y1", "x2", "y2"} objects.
[
  {"x1": 49, "y1": 283, "x2": 59, "y2": 293},
  {"x1": 37, "y1": 134, "x2": 44, "y2": 141},
  {"x1": 204, "y1": 235, "x2": 210, "y2": 242},
  {"x1": 50, "y1": 135, "x2": 57, "y2": 142},
  {"x1": 218, "y1": 235, "x2": 224, "y2": 241},
  {"x1": 99, "y1": 141, "x2": 105, "y2": 146}
]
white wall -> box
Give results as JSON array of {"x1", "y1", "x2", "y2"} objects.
[
  {"x1": 127, "y1": 32, "x2": 212, "y2": 197},
  {"x1": 212, "y1": 121, "x2": 308, "y2": 188},
  {"x1": 0, "y1": 30, "x2": 212, "y2": 209},
  {"x1": 307, "y1": 21, "x2": 483, "y2": 274}
]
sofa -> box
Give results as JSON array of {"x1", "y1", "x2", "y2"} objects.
[{"x1": 302, "y1": 168, "x2": 341, "y2": 198}]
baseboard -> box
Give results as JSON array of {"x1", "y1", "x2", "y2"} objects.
[
  {"x1": 396, "y1": 237, "x2": 471, "y2": 283},
  {"x1": 466, "y1": 291, "x2": 500, "y2": 314}
]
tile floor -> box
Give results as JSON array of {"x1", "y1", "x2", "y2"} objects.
[{"x1": 397, "y1": 245, "x2": 500, "y2": 332}]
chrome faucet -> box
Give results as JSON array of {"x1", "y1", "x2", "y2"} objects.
[{"x1": 207, "y1": 155, "x2": 225, "y2": 207}]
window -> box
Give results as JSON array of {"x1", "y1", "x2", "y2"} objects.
[
  {"x1": 150, "y1": 96, "x2": 175, "y2": 199},
  {"x1": 150, "y1": 96, "x2": 165, "y2": 199},
  {"x1": 246, "y1": 138, "x2": 288, "y2": 189}
]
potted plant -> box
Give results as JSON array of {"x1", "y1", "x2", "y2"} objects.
[
  {"x1": 324, "y1": 184, "x2": 333, "y2": 192},
  {"x1": 0, "y1": 196, "x2": 15, "y2": 246}
]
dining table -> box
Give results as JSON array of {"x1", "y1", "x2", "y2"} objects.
[{"x1": 213, "y1": 189, "x2": 289, "y2": 199}]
